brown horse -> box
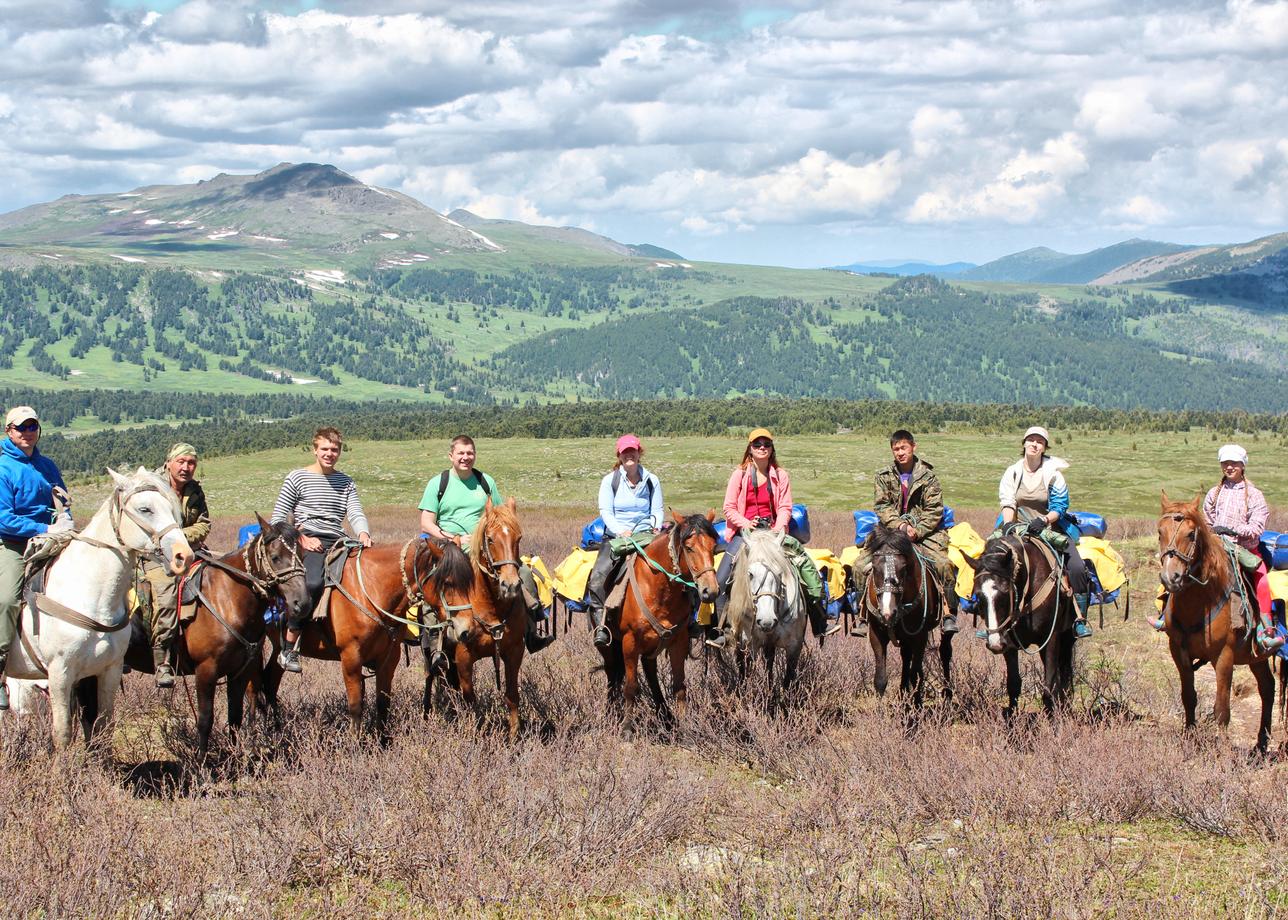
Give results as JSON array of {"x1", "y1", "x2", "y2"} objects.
[
  {"x1": 862, "y1": 525, "x2": 953, "y2": 710},
  {"x1": 598, "y1": 511, "x2": 720, "y2": 730},
  {"x1": 125, "y1": 515, "x2": 311, "y2": 758},
  {"x1": 961, "y1": 527, "x2": 1075, "y2": 717},
  {"x1": 421, "y1": 499, "x2": 528, "y2": 740},
  {"x1": 261, "y1": 537, "x2": 438, "y2": 740},
  {"x1": 1157, "y1": 491, "x2": 1275, "y2": 752}
]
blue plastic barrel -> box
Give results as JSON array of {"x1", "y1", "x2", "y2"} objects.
[
  {"x1": 1262, "y1": 531, "x2": 1288, "y2": 570},
  {"x1": 238, "y1": 523, "x2": 261, "y2": 547},
  {"x1": 942, "y1": 506, "x2": 955, "y2": 529},
  {"x1": 580, "y1": 517, "x2": 606, "y2": 550},
  {"x1": 789, "y1": 503, "x2": 811, "y2": 545},
  {"x1": 853, "y1": 510, "x2": 879, "y2": 545},
  {"x1": 1070, "y1": 511, "x2": 1107, "y2": 538},
  {"x1": 713, "y1": 520, "x2": 731, "y2": 549}
]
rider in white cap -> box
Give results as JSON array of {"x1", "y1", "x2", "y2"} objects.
[{"x1": 1196, "y1": 443, "x2": 1279, "y2": 650}]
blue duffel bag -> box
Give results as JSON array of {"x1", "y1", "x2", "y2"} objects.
[
  {"x1": 789, "y1": 503, "x2": 811, "y2": 545},
  {"x1": 1262, "y1": 530, "x2": 1288, "y2": 570},
  {"x1": 854, "y1": 510, "x2": 878, "y2": 545},
  {"x1": 580, "y1": 517, "x2": 606, "y2": 550},
  {"x1": 1070, "y1": 511, "x2": 1107, "y2": 538}
]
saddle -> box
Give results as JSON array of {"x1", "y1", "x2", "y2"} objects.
[{"x1": 313, "y1": 541, "x2": 359, "y2": 621}]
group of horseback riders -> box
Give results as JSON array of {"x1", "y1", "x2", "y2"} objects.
[{"x1": 0, "y1": 401, "x2": 1281, "y2": 711}]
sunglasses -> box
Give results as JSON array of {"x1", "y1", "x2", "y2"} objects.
[
  {"x1": 751, "y1": 440, "x2": 772, "y2": 449},
  {"x1": 7, "y1": 422, "x2": 39, "y2": 433}
]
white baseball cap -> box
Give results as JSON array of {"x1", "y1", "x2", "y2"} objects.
[
  {"x1": 1218, "y1": 444, "x2": 1248, "y2": 465},
  {"x1": 1022, "y1": 425, "x2": 1050, "y2": 444},
  {"x1": 4, "y1": 406, "x2": 38, "y2": 428}
]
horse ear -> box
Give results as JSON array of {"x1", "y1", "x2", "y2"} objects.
[
  {"x1": 961, "y1": 553, "x2": 979, "y2": 571},
  {"x1": 505, "y1": 496, "x2": 517, "y2": 512},
  {"x1": 1160, "y1": 489, "x2": 1170, "y2": 510},
  {"x1": 671, "y1": 509, "x2": 685, "y2": 526},
  {"x1": 254, "y1": 512, "x2": 272, "y2": 536},
  {"x1": 1188, "y1": 494, "x2": 1203, "y2": 514},
  {"x1": 135, "y1": 465, "x2": 150, "y2": 478},
  {"x1": 705, "y1": 509, "x2": 716, "y2": 523},
  {"x1": 420, "y1": 536, "x2": 444, "y2": 559},
  {"x1": 106, "y1": 467, "x2": 129, "y2": 490}
]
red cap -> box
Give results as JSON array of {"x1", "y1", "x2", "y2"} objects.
[{"x1": 615, "y1": 433, "x2": 642, "y2": 455}]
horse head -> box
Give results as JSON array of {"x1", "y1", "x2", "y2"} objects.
[
  {"x1": 471, "y1": 497, "x2": 523, "y2": 603},
  {"x1": 106, "y1": 467, "x2": 192, "y2": 575},
  {"x1": 428, "y1": 536, "x2": 503, "y2": 642},
  {"x1": 739, "y1": 529, "x2": 795, "y2": 634},
  {"x1": 1158, "y1": 490, "x2": 1216, "y2": 594},
  {"x1": 961, "y1": 536, "x2": 1019, "y2": 653},
  {"x1": 865, "y1": 525, "x2": 921, "y2": 629},
  {"x1": 670, "y1": 509, "x2": 720, "y2": 604},
  {"x1": 251, "y1": 512, "x2": 310, "y2": 621}
]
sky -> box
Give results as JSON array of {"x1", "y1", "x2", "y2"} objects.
[{"x1": 2, "y1": 0, "x2": 1287, "y2": 268}]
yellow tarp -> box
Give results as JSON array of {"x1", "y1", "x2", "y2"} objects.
[
  {"x1": 948, "y1": 522, "x2": 986, "y2": 599},
  {"x1": 839, "y1": 544, "x2": 864, "y2": 572},
  {"x1": 552, "y1": 547, "x2": 598, "y2": 601},
  {"x1": 1075, "y1": 536, "x2": 1127, "y2": 594},
  {"x1": 1270, "y1": 569, "x2": 1288, "y2": 605},
  {"x1": 806, "y1": 547, "x2": 847, "y2": 600}
]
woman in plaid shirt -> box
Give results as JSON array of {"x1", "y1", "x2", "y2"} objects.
[{"x1": 1202, "y1": 444, "x2": 1279, "y2": 650}]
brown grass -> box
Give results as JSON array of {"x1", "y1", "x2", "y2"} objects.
[{"x1": 3, "y1": 508, "x2": 1288, "y2": 917}]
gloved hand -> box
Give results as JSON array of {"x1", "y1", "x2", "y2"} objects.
[
  {"x1": 1212, "y1": 525, "x2": 1236, "y2": 537},
  {"x1": 47, "y1": 511, "x2": 75, "y2": 535},
  {"x1": 753, "y1": 516, "x2": 773, "y2": 530},
  {"x1": 1025, "y1": 518, "x2": 1046, "y2": 536}
]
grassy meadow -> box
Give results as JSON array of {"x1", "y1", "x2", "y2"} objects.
[{"x1": 6, "y1": 427, "x2": 1288, "y2": 916}]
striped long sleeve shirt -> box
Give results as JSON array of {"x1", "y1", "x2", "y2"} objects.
[{"x1": 270, "y1": 469, "x2": 370, "y2": 542}]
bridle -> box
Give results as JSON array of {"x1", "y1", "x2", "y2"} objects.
[
  {"x1": 1159, "y1": 512, "x2": 1207, "y2": 586},
  {"x1": 670, "y1": 524, "x2": 717, "y2": 586},
  {"x1": 74, "y1": 481, "x2": 186, "y2": 560},
  {"x1": 867, "y1": 547, "x2": 930, "y2": 633}
]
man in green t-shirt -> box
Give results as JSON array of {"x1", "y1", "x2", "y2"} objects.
[
  {"x1": 418, "y1": 435, "x2": 553, "y2": 665},
  {"x1": 419, "y1": 435, "x2": 501, "y2": 546}
]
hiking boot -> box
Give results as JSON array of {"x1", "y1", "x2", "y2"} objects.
[
  {"x1": 155, "y1": 663, "x2": 175, "y2": 689},
  {"x1": 525, "y1": 631, "x2": 556, "y2": 654},
  {"x1": 941, "y1": 614, "x2": 959, "y2": 635},
  {"x1": 1073, "y1": 619, "x2": 1093, "y2": 640},
  {"x1": 849, "y1": 620, "x2": 869, "y2": 638},
  {"x1": 278, "y1": 647, "x2": 303, "y2": 673},
  {"x1": 590, "y1": 607, "x2": 612, "y2": 648},
  {"x1": 704, "y1": 625, "x2": 729, "y2": 650}
]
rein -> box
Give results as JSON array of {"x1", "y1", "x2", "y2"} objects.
[{"x1": 980, "y1": 533, "x2": 1066, "y2": 654}]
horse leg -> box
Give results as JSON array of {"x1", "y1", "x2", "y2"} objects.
[
  {"x1": 667, "y1": 633, "x2": 688, "y2": 721},
  {"x1": 375, "y1": 644, "x2": 400, "y2": 746},
  {"x1": 1212, "y1": 645, "x2": 1237, "y2": 738},
  {"x1": 1251, "y1": 658, "x2": 1274, "y2": 755},
  {"x1": 46, "y1": 666, "x2": 78, "y2": 751},
  {"x1": 195, "y1": 659, "x2": 220, "y2": 762},
  {"x1": 870, "y1": 628, "x2": 889, "y2": 697},
  {"x1": 1167, "y1": 636, "x2": 1198, "y2": 731},
  {"x1": 621, "y1": 638, "x2": 641, "y2": 733},
  {"x1": 763, "y1": 645, "x2": 777, "y2": 715},
  {"x1": 641, "y1": 656, "x2": 672, "y2": 726},
  {"x1": 502, "y1": 644, "x2": 523, "y2": 742},
  {"x1": 339, "y1": 646, "x2": 366, "y2": 735},
  {"x1": 903, "y1": 637, "x2": 925, "y2": 710},
  {"x1": 939, "y1": 633, "x2": 954, "y2": 704},
  {"x1": 1003, "y1": 649, "x2": 1021, "y2": 720},
  {"x1": 226, "y1": 672, "x2": 247, "y2": 747},
  {"x1": 90, "y1": 662, "x2": 124, "y2": 753},
  {"x1": 76, "y1": 677, "x2": 98, "y2": 748},
  {"x1": 455, "y1": 648, "x2": 480, "y2": 728},
  {"x1": 260, "y1": 639, "x2": 285, "y2": 724}
]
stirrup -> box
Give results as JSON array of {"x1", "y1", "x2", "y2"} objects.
[
  {"x1": 592, "y1": 626, "x2": 612, "y2": 648},
  {"x1": 278, "y1": 647, "x2": 302, "y2": 673},
  {"x1": 1073, "y1": 619, "x2": 1093, "y2": 640},
  {"x1": 704, "y1": 628, "x2": 729, "y2": 650}
]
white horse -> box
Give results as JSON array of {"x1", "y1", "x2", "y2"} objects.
[
  {"x1": 3, "y1": 467, "x2": 191, "y2": 748},
  {"x1": 726, "y1": 529, "x2": 808, "y2": 707}
]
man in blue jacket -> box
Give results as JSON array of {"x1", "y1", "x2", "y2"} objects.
[{"x1": 0, "y1": 406, "x2": 72, "y2": 710}]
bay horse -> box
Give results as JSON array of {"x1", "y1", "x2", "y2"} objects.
[
  {"x1": 1157, "y1": 491, "x2": 1274, "y2": 752},
  {"x1": 261, "y1": 537, "x2": 438, "y2": 740},
  {"x1": 725, "y1": 528, "x2": 807, "y2": 712},
  {"x1": 122, "y1": 515, "x2": 310, "y2": 758},
  {"x1": 420, "y1": 499, "x2": 528, "y2": 740},
  {"x1": 3, "y1": 468, "x2": 192, "y2": 749},
  {"x1": 862, "y1": 525, "x2": 953, "y2": 710},
  {"x1": 598, "y1": 511, "x2": 719, "y2": 730},
  {"x1": 961, "y1": 527, "x2": 1074, "y2": 717}
]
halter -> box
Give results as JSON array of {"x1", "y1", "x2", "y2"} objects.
[
  {"x1": 477, "y1": 518, "x2": 521, "y2": 586},
  {"x1": 241, "y1": 529, "x2": 306, "y2": 596},
  {"x1": 978, "y1": 532, "x2": 1064, "y2": 654},
  {"x1": 110, "y1": 481, "x2": 184, "y2": 549},
  {"x1": 1159, "y1": 512, "x2": 1208, "y2": 586}
]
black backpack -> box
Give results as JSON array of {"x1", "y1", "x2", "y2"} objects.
[
  {"x1": 611, "y1": 468, "x2": 655, "y2": 512},
  {"x1": 435, "y1": 468, "x2": 492, "y2": 505}
]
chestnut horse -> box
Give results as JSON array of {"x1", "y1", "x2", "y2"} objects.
[
  {"x1": 1157, "y1": 491, "x2": 1274, "y2": 752},
  {"x1": 862, "y1": 525, "x2": 953, "y2": 709},
  {"x1": 420, "y1": 499, "x2": 528, "y2": 740},
  {"x1": 261, "y1": 537, "x2": 438, "y2": 739},
  {"x1": 962, "y1": 528, "x2": 1075, "y2": 717},
  {"x1": 598, "y1": 511, "x2": 720, "y2": 730},
  {"x1": 124, "y1": 515, "x2": 310, "y2": 758}
]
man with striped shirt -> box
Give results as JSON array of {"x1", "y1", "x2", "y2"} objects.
[{"x1": 270, "y1": 426, "x2": 371, "y2": 672}]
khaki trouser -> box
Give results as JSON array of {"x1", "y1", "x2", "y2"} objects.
[
  {"x1": 0, "y1": 541, "x2": 24, "y2": 669},
  {"x1": 140, "y1": 559, "x2": 179, "y2": 651}
]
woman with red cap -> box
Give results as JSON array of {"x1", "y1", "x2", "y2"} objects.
[
  {"x1": 586, "y1": 434, "x2": 664, "y2": 648},
  {"x1": 706, "y1": 427, "x2": 834, "y2": 649}
]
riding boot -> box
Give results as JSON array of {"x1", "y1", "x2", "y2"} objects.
[
  {"x1": 153, "y1": 644, "x2": 175, "y2": 688},
  {"x1": 423, "y1": 625, "x2": 449, "y2": 675},
  {"x1": 1072, "y1": 593, "x2": 1093, "y2": 640},
  {"x1": 942, "y1": 586, "x2": 960, "y2": 635},
  {"x1": 524, "y1": 614, "x2": 555, "y2": 654},
  {"x1": 590, "y1": 605, "x2": 612, "y2": 648},
  {"x1": 807, "y1": 593, "x2": 839, "y2": 642}
]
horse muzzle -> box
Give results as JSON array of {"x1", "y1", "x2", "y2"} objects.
[{"x1": 167, "y1": 538, "x2": 193, "y2": 576}]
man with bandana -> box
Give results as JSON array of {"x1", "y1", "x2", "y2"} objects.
[{"x1": 139, "y1": 442, "x2": 210, "y2": 687}]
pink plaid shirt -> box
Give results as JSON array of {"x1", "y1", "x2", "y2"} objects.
[{"x1": 1203, "y1": 479, "x2": 1269, "y2": 551}]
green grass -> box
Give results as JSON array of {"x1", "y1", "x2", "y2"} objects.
[{"x1": 69, "y1": 428, "x2": 1286, "y2": 523}]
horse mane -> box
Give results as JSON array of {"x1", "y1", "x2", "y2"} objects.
[
  {"x1": 1161, "y1": 495, "x2": 1227, "y2": 587},
  {"x1": 468, "y1": 500, "x2": 521, "y2": 574},
  {"x1": 433, "y1": 538, "x2": 474, "y2": 594},
  {"x1": 974, "y1": 537, "x2": 1016, "y2": 584},
  {"x1": 668, "y1": 513, "x2": 718, "y2": 560},
  {"x1": 867, "y1": 524, "x2": 913, "y2": 558},
  {"x1": 728, "y1": 529, "x2": 798, "y2": 621}
]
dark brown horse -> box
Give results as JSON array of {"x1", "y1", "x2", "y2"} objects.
[
  {"x1": 261, "y1": 537, "x2": 438, "y2": 739},
  {"x1": 1157, "y1": 491, "x2": 1275, "y2": 752},
  {"x1": 962, "y1": 527, "x2": 1075, "y2": 717},
  {"x1": 421, "y1": 499, "x2": 528, "y2": 740},
  {"x1": 598, "y1": 511, "x2": 720, "y2": 730},
  {"x1": 862, "y1": 525, "x2": 953, "y2": 709},
  {"x1": 113, "y1": 516, "x2": 310, "y2": 758}
]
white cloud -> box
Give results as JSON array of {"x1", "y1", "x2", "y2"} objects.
[{"x1": 1107, "y1": 194, "x2": 1171, "y2": 226}]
